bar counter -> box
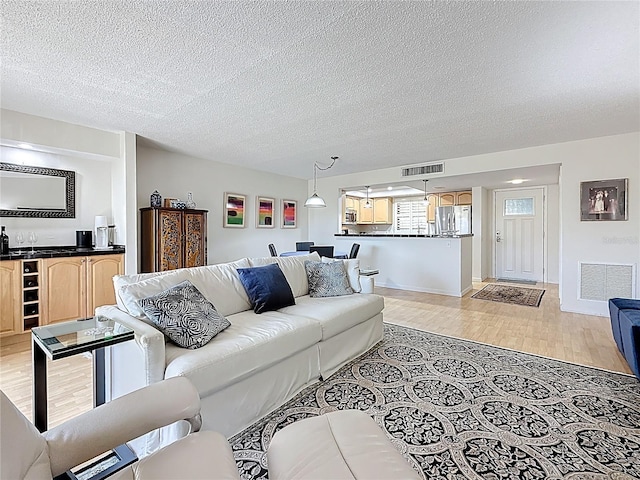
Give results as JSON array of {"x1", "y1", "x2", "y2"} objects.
[
  {"x1": 334, "y1": 233, "x2": 473, "y2": 238},
  {"x1": 1, "y1": 245, "x2": 126, "y2": 261},
  {"x1": 332, "y1": 234, "x2": 472, "y2": 297}
]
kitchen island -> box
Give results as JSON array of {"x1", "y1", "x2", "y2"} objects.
[{"x1": 334, "y1": 234, "x2": 472, "y2": 297}]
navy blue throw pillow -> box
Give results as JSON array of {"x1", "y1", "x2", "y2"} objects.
[{"x1": 237, "y1": 263, "x2": 295, "y2": 313}]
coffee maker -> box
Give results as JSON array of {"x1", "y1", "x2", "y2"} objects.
[
  {"x1": 76, "y1": 230, "x2": 93, "y2": 250},
  {"x1": 94, "y1": 216, "x2": 108, "y2": 249}
]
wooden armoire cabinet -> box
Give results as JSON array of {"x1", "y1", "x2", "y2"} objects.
[{"x1": 140, "y1": 207, "x2": 208, "y2": 273}]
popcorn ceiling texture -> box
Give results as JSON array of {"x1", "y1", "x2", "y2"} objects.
[{"x1": 1, "y1": 1, "x2": 638, "y2": 178}]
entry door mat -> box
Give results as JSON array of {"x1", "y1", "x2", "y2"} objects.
[
  {"x1": 471, "y1": 283, "x2": 545, "y2": 307},
  {"x1": 496, "y1": 277, "x2": 538, "y2": 286},
  {"x1": 231, "y1": 324, "x2": 640, "y2": 479}
]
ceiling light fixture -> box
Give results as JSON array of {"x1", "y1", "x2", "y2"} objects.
[
  {"x1": 364, "y1": 186, "x2": 372, "y2": 208},
  {"x1": 509, "y1": 179, "x2": 525, "y2": 184},
  {"x1": 422, "y1": 179, "x2": 430, "y2": 205},
  {"x1": 304, "y1": 156, "x2": 338, "y2": 208}
]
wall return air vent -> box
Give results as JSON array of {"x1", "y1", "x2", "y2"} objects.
[
  {"x1": 401, "y1": 162, "x2": 444, "y2": 177},
  {"x1": 579, "y1": 262, "x2": 635, "y2": 301}
]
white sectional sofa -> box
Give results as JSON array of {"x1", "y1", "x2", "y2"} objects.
[{"x1": 96, "y1": 252, "x2": 384, "y2": 454}]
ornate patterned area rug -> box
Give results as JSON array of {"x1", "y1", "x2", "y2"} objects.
[
  {"x1": 230, "y1": 324, "x2": 640, "y2": 479},
  {"x1": 471, "y1": 283, "x2": 545, "y2": 307}
]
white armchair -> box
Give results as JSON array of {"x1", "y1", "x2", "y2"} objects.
[{"x1": 0, "y1": 377, "x2": 240, "y2": 480}]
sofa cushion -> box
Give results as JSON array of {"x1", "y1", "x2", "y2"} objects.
[
  {"x1": 114, "y1": 259, "x2": 252, "y2": 321},
  {"x1": 619, "y1": 309, "x2": 640, "y2": 379},
  {"x1": 305, "y1": 261, "x2": 353, "y2": 298},
  {"x1": 164, "y1": 310, "x2": 322, "y2": 395},
  {"x1": 237, "y1": 264, "x2": 296, "y2": 313},
  {"x1": 138, "y1": 280, "x2": 231, "y2": 349},
  {"x1": 278, "y1": 294, "x2": 384, "y2": 340},
  {"x1": 248, "y1": 253, "x2": 320, "y2": 298},
  {"x1": 609, "y1": 298, "x2": 640, "y2": 353}
]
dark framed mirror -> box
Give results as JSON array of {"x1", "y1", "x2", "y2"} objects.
[{"x1": 0, "y1": 162, "x2": 76, "y2": 218}]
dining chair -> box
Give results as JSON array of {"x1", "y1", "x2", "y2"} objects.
[
  {"x1": 309, "y1": 245, "x2": 334, "y2": 258},
  {"x1": 349, "y1": 243, "x2": 360, "y2": 259},
  {"x1": 296, "y1": 241, "x2": 315, "y2": 251},
  {"x1": 268, "y1": 244, "x2": 278, "y2": 257}
]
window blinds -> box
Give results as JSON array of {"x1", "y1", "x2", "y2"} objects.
[{"x1": 395, "y1": 198, "x2": 427, "y2": 233}]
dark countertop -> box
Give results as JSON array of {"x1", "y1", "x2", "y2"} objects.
[
  {"x1": 1, "y1": 245, "x2": 125, "y2": 261},
  {"x1": 334, "y1": 233, "x2": 473, "y2": 238}
]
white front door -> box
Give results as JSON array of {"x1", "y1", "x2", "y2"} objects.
[{"x1": 495, "y1": 188, "x2": 545, "y2": 282}]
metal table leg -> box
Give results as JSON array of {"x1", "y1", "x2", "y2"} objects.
[
  {"x1": 33, "y1": 338, "x2": 48, "y2": 432},
  {"x1": 93, "y1": 347, "x2": 106, "y2": 407}
]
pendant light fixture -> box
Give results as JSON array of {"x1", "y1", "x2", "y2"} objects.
[
  {"x1": 304, "y1": 156, "x2": 338, "y2": 208},
  {"x1": 422, "y1": 179, "x2": 430, "y2": 205},
  {"x1": 364, "y1": 186, "x2": 372, "y2": 208}
]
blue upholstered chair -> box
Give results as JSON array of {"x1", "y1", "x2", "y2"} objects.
[
  {"x1": 309, "y1": 245, "x2": 334, "y2": 258},
  {"x1": 296, "y1": 241, "x2": 315, "y2": 251},
  {"x1": 608, "y1": 298, "x2": 640, "y2": 379}
]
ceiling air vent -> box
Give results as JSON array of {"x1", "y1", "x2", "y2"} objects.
[{"x1": 401, "y1": 163, "x2": 444, "y2": 177}]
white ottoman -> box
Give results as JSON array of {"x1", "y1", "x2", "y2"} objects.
[
  {"x1": 360, "y1": 275, "x2": 375, "y2": 294},
  {"x1": 359, "y1": 269, "x2": 379, "y2": 294},
  {"x1": 267, "y1": 410, "x2": 420, "y2": 480}
]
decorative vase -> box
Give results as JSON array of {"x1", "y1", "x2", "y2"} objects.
[
  {"x1": 150, "y1": 190, "x2": 162, "y2": 208},
  {"x1": 186, "y1": 192, "x2": 196, "y2": 209}
]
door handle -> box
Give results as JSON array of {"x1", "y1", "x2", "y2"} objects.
[{"x1": 496, "y1": 232, "x2": 502, "y2": 243}]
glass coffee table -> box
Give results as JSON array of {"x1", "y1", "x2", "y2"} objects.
[{"x1": 31, "y1": 317, "x2": 134, "y2": 433}]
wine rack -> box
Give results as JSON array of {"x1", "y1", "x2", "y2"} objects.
[{"x1": 22, "y1": 260, "x2": 41, "y2": 330}]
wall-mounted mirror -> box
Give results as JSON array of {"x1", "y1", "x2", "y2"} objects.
[{"x1": 0, "y1": 162, "x2": 76, "y2": 218}]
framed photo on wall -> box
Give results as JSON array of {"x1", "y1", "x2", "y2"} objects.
[
  {"x1": 224, "y1": 193, "x2": 246, "y2": 228},
  {"x1": 580, "y1": 178, "x2": 628, "y2": 221},
  {"x1": 282, "y1": 199, "x2": 297, "y2": 228},
  {"x1": 256, "y1": 196, "x2": 275, "y2": 228}
]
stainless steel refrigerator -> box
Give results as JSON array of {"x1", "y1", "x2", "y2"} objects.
[{"x1": 435, "y1": 206, "x2": 472, "y2": 235}]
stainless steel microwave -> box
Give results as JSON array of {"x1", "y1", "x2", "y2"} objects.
[{"x1": 345, "y1": 211, "x2": 357, "y2": 223}]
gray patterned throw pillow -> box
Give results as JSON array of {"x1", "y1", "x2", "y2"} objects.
[
  {"x1": 305, "y1": 260, "x2": 354, "y2": 298},
  {"x1": 138, "y1": 280, "x2": 230, "y2": 349}
]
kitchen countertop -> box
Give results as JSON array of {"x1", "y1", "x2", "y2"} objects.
[
  {"x1": 334, "y1": 233, "x2": 473, "y2": 238},
  {"x1": 1, "y1": 245, "x2": 125, "y2": 261}
]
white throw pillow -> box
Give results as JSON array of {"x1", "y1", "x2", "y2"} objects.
[
  {"x1": 321, "y1": 257, "x2": 361, "y2": 293},
  {"x1": 115, "y1": 259, "x2": 252, "y2": 321}
]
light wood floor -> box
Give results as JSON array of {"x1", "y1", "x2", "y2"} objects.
[
  {"x1": 380, "y1": 281, "x2": 630, "y2": 374},
  {"x1": 0, "y1": 280, "x2": 631, "y2": 429}
]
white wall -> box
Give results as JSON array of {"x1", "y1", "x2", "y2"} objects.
[
  {"x1": 557, "y1": 134, "x2": 639, "y2": 316},
  {"x1": 546, "y1": 184, "x2": 560, "y2": 284},
  {"x1": 116, "y1": 132, "x2": 138, "y2": 273},
  {"x1": 471, "y1": 186, "x2": 487, "y2": 281},
  {"x1": 136, "y1": 147, "x2": 309, "y2": 264},
  {"x1": 1, "y1": 109, "x2": 120, "y2": 159},
  {"x1": 0, "y1": 110, "x2": 136, "y2": 270},
  {"x1": 0, "y1": 145, "x2": 113, "y2": 246},
  {"x1": 311, "y1": 132, "x2": 639, "y2": 316}
]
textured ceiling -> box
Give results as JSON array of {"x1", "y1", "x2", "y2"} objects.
[{"x1": 1, "y1": 1, "x2": 638, "y2": 179}]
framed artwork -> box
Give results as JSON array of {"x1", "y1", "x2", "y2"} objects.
[
  {"x1": 580, "y1": 178, "x2": 628, "y2": 221},
  {"x1": 224, "y1": 193, "x2": 246, "y2": 228},
  {"x1": 256, "y1": 196, "x2": 275, "y2": 228},
  {"x1": 282, "y1": 199, "x2": 297, "y2": 228}
]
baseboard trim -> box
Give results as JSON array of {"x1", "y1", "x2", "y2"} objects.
[{"x1": 377, "y1": 282, "x2": 470, "y2": 298}]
